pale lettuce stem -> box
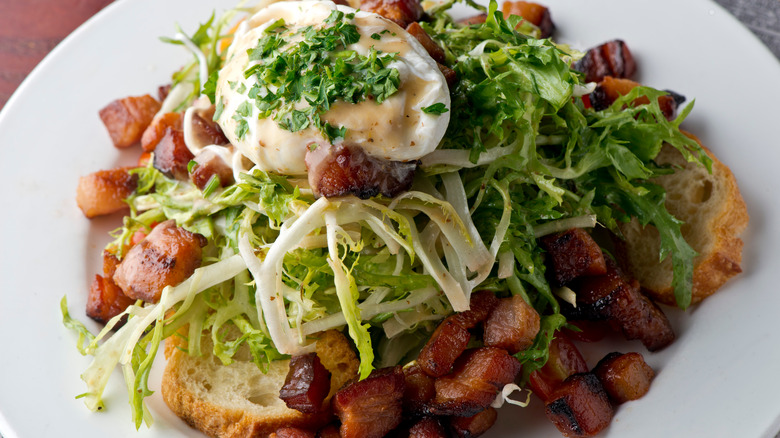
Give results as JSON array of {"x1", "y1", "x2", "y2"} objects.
[
  {"x1": 533, "y1": 214, "x2": 597, "y2": 238},
  {"x1": 402, "y1": 212, "x2": 469, "y2": 311}
]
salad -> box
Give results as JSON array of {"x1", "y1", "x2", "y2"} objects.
[{"x1": 63, "y1": 0, "x2": 719, "y2": 435}]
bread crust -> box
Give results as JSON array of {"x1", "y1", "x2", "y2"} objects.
[
  {"x1": 162, "y1": 329, "x2": 358, "y2": 438},
  {"x1": 616, "y1": 133, "x2": 748, "y2": 306}
]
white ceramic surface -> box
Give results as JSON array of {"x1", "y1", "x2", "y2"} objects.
[{"x1": 0, "y1": 0, "x2": 778, "y2": 437}]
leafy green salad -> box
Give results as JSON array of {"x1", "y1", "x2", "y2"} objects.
[{"x1": 63, "y1": 0, "x2": 709, "y2": 428}]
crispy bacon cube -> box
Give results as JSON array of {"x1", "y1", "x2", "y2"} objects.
[
  {"x1": 539, "y1": 228, "x2": 607, "y2": 287},
  {"x1": 437, "y1": 62, "x2": 458, "y2": 89},
  {"x1": 569, "y1": 259, "x2": 675, "y2": 351},
  {"x1": 333, "y1": 366, "x2": 406, "y2": 438},
  {"x1": 408, "y1": 417, "x2": 448, "y2": 438},
  {"x1": 403, "y1": 363, "x2": 436, "y2": 416},
  {"x1": 593, "y1": 352, "x2": 654, "y2": 404},
  {"x1": 527, "y1": 333, "x2": 588, "y2": 403},
  {"x1": 428, "y1": 348, "x2": 521, "y2": 417},
  {"x1": 360, "y1": 0, "x2": 424, "y2": 28},
  {"x1": 418, "y1": 318, "x2": 471, "y2": 378},
  {"x1": 76, "y1": 168, "x2": 138, "y2": 218},
  {"x1": 574, "y1": 39, "x2": 636, "y2": 83},
  {"x1": 86, "y1": 274, "x2": 135, "y2": 325},
  {"x1": 153, "y1": 128, "x2": 195, "y2": 181},
  {"x1": 483, "y1": 294, "x2": 541, "y2": 354},
  {"x1": 190, "y1": 108, "x2": 229, "y2": 147},
  {"x1": 141, "y1": 112, "x2": 182, "y2": 152},
  {"x1": 305, "y1": 143, "x2": 416, "y2": 199},
  {"x1": 112, "y1": 220, "x2": 206, "y2": 303},
  {"x1": 190, "y1": 148, "x2": 235, "y2": 190},
  {"x1": 452, "y1": 290, "x2": 499, "y2": 329},
  {"x1": 450, "y1": 407, "x2": 498, "y2": 438},
  {"x1": 99, "y1": 94, "x2": 161, "y2": 148},
  {"x1": 279, "y1": 353, "x2": 332, "y2": 414},
  {"x1": 545, "y1": 373, "x2": 614, "y2": 437},
  {"x1": 406, "y1": 22, "x2": 446, "y2": 64},
  {"x1": 418, "y1": 291, "x2": 499, "y2": 378}
]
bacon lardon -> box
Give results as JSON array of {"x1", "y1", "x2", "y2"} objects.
[
  {"x1": 450, "y1": 407, "x2": 498, "y2": 438},
  {"x1": 451, "y1": 290, "x2": 500, "y2": 329},
  {"x1": 333, "y1": 366, "x2": 406, "y2": 438},
  {"x1": 360, "y1": 0, "x2": 424, "y2": 28},
  {"x1": 418, "y1": 318, "x2": 472, "y2": 378},
  {"x1": 406, "y1": 22, "x2": 446, "y2": 64},
  {"x1": 539, "y1": 228, "x2": 607, "y2": 287},
  {"x1": 527, "y1": 333, "x2": 589, "y2": 403},
  {"x1": 305, "y1": 143, "x2": 416, "y2": 199},
  {"x1": 98, "y1": 94, "x2": 161, "y2": 148},
  {"x1": 408, "y1": 417, "x2": 449, "y2": 438},
  {"x1": 574, "y1": 40, "x2": 636, "y2": 84},
  {"x1": 189, "y1": 149, "x2": 235, "y2": 190},
  {"x1": 457, "y1": 14, "x2": 487, "y2": 25},
  {"x1": 279, "y1": 353, "x2": 332, "y2": 414},
  {"x1": 418, "y1": 291, "x2": 499, "y2": 378},
  {"x1": 545, "y1": 373, "x2": 614, "y2": 437},
  {"x1": 403, "y1": 363, "x2": 436, "y2": 416},
  {"x1": 568, "y1": 259, "x2": 675, "y2": 351},
  {"x1": 76, "y1": 168, "x2": 138, "y2": 218},
  {"x1": 190, "y1": 109, "x2": 229, "y2": 147},
  {"x1": 593, "y1": 352, "x2": 654, "y2": 404},
  {"x1": 112, "y1": 220, "x2": 207, "y2": 303},
  {"x1": 86, "y1": 274, "x2": 135, "y2": 325},
  {"x1": 141, "y1": 112, "x2": 182, "y2": 152},
  {"x1": 86, "y1": 250, "x2": 135, "y2": 325},
  {"x1": 483, "y1": 294, "x2": 541, "y2": 354},
  {"x1": 427, "y1": 347, "x2": 521, "y2": 417},
  {"x1": 153, "y1": 128, "x2": 195, "y2": 181}
]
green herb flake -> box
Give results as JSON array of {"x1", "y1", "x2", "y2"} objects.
[
  {"x1": 235, "y1": 119, "x2": 249, "y2": 139},
  {"x1": 264, "y1": 18, "x2": 287, "y2": 33},
  {"x1": 421, "y1": 103, "x2": 449, "y2": 115}
]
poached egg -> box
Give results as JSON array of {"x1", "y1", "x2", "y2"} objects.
[{"x1": 215, "y1": 0, "x2": 450, "y2": 176}]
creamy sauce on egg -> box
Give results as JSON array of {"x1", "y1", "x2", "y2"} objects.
[{"x1": 215, "y1": 0, "x2": 450, "y2": 176}]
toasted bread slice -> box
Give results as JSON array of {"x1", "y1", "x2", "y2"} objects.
[
  {"x1": 162, "y1": 329, "x2": 359, "y2": 438},
  {"x1": 617, "y1": 134, "x2": 748, "y2": 306}
]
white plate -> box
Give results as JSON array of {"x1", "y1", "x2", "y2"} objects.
[{"x1": 0, "y1": 0, "x2": 778, "y2": 437}]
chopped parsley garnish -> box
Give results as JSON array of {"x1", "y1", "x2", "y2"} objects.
[
  {"x1": 422, "y1": 102, "x2": 449, "y2": 115},
  {"x1": 232, "y1": 10, "x2": 401, "y2": 142}
]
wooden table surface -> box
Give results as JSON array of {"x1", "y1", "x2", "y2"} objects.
[{"x1": 0, "y1": 0, "x2": 114, "y2": 108}]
